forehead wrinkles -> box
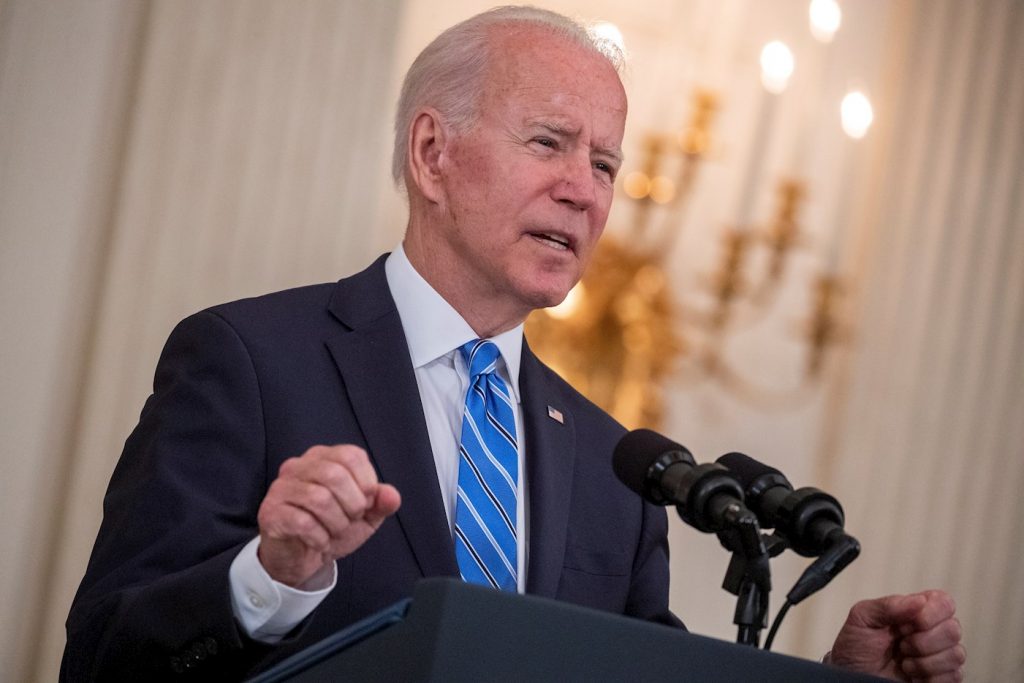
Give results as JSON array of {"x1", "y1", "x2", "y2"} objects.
[
  {"x1": 480, "y1": 37, "x2": 626, "y2": 147},
  {"x1": 512, "y1": 88, "x2": 625, "y2": 150}
]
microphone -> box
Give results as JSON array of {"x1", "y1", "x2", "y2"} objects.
[
  {"x1": 716, "y1": 452, "x2": 856, "y2": 557},
  {"x1": 613, "y1": 429, "x2": 754, "y2": 535},
  {"x1": 615, "y1": 431, "x2": 775, "y2": 646},
  {"x1": 716, "y1": 452, "x2": 860, "y2": 605}
]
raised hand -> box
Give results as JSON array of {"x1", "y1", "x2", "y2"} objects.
[{"x1": 256, "y1": 444, "x2": 401, "y2": 588}]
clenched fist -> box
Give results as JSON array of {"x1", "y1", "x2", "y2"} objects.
[
  {"x1": 256, "y1": 444, "x2": 401, "y2": 588},
  {"x1": 828, "y1": 589, "x2": 965, "y2": 681}
]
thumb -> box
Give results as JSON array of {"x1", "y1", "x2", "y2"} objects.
[
  {"x1": 854, "y1": 593, "x2": 927, "y2": 629},
  {"x1": 364, "y1": 483, "x2": 402, "y2": 527}
]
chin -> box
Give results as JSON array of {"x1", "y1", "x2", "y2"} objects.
[
  {"x1": 508, "y1": 267, "x2": 579, "y2": 312},
  {"x1": 521, "y1": 283, "x2": 574, "y2": 311}
]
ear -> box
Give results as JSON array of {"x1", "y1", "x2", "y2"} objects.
[{"x1": 406, "y1": 108, "x2": 449, "y2": 203}]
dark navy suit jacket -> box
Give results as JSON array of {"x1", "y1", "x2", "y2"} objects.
[{"x1": 62, "y1": 256, "x2": 680, "y2": 680}]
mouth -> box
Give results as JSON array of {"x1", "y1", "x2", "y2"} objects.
[{"x1": 529, "y1": 231, "x2": 573, "y2": 252}]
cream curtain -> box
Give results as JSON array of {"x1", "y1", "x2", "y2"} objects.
[
  {"x1": 1, "y1": 1, "x2": 405, "y2": 679},
  {"x1": 794, "y1": 1, "x2": 1024, "y2": 677}
]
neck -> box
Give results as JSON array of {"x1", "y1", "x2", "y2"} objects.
[{"x1": 402, "y1": 229, "x2": 528, "y2": 339}]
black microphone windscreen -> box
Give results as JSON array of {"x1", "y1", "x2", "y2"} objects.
[
  {"x1": 716, "y1": 452, "x2": 784, "y2": 487},
  {"x1": 613, "y1": 429, "x2": 691, "y2": 495}
]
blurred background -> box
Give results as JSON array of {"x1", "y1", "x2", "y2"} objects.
[{"x1": 1, "y1": 0, "x2": 1021, "y2": 680}]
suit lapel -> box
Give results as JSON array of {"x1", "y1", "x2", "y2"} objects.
[
  {"x1": 324, "y1": 258, "x2": 458, "y2": 580},
  {"x1": 520, "y1": 342, "x2": 576, "y2": 598}
]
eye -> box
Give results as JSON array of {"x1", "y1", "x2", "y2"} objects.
[
  {"x1": 594, "y1": 160, "x2": 616, "y2": 179},
  {"x1": 532, "y1": 137, "x2": 557, "y2": 149}
]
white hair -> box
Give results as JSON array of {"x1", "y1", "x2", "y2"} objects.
[{"x1": 391, "y1": 5, "x2": 624, "y2": 187}]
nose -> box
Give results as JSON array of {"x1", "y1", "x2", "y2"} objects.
[{"x1": 550, "y1": 154, "x2": 597, "y2": 211}]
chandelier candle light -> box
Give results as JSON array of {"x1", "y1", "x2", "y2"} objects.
[
  {"x1": 828, "y1": 90, "x2": 875, "y2": 271},
  {"x1": 734, "y1": 40, "x2": 795, "y2": 231},
  {"x1": 707, "y1": 40, "x2": 795, "y2": 333},
  {"x1": 805, "y1": 88, "x2": 873, "y2": 376}
]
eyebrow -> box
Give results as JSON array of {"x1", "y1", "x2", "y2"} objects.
[{"x1": 533, "y1": 121, "x2": 624, "y2": 165}]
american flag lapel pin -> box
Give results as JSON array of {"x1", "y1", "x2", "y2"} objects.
[{"x1": 547, "y1": 406, "x2": 564, "y2": 424}]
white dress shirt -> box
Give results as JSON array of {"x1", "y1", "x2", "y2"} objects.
[{"x1": 229, "y1": 245, "x2": 528, "y2": 642}]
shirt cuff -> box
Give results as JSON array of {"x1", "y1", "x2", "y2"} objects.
[{"x1": 228, "y1": 536, "x2": 337, "y2": 643}]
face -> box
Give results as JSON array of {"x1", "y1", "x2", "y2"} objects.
[{"x1": 432, "y1": 26, "x2": 627, "y2": 325}]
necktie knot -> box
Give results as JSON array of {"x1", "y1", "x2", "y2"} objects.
[{"x1": 459, "y1": 339, "x2": 501, "y2": 379}]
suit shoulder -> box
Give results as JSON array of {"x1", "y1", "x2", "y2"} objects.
[
  {"x1": 151, "y1": 282, "x2": 342, "y2": 376},
  {"x1": 193, "y1": 255, "x2": 390, "y2": 337},
  {"x1": 182, "y1": 281, "x2": 361, "y2": 349},
  {"x1": 202, "y1": 282, "x2": 338, "y2": 328}
]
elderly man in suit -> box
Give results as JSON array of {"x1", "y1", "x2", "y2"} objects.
[{"x1": 63, "y1": 6, "x2": 964, "y2": 682}]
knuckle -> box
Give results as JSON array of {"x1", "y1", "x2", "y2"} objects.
[
  {"x1": 848, "y1": 598, "x2": 869, "y2": 620},
  {"x1": 321, "y1": 462, "x2": 353, "y2": 489},
  {"x1": 947, "y1": 618, "x2": 962, "y2": 642},
  {"x1": 297, "y1": 444, "x2": 334, "y2": 465},
  {"x1": 945, "y1": 601, "x2": 958, "y2": 623},
  {"x1": 256, "y1": 505, "x2": 274, "y2": 530},
  {"x1": 278, "y1": 457, "x2": 299, "y2": 477},
  {"x1": 937, "y1": 591, "x2": 956, "y2": 615},
  {"x1": 290, "y1": 511, "x2": 316, "y2": 537},
  {"x1": 257, "y1": 493, "x2": 286, "y2": 523},
  {"x1": 309, "y1": 483, "x2": 333, "y2": 507},
  {"x1": 337, "y1": 445, "x2": 367, "y2": 466}
]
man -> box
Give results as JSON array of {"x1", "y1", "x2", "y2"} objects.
[{"x1": 62, "y1": 7, "x2": 965, "y2": 681}]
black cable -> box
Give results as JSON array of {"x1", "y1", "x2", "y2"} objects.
[{"x1": 763, "y1": 599, "x2": 792, "y2": 651}]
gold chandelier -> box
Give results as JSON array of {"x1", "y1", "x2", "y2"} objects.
[{"x1": 526, "y1": 81, "x2": 855, "y2": 429}]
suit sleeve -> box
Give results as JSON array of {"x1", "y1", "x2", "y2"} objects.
[
  {"x1": 61, "y1": 311, "x2": 281, "y2": 681},
  {"x1": 625, "y1": 499, "x2": 687, "y2": 630}
]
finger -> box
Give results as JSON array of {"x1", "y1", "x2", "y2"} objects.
[
  {"x1": 898, "y1": 591, "x2": 957, "y2": 636},
  {"x1": 325, "y1": 468, "x2": 373, "y2": 520},
  {"x1": 284, "y1": 445, "x2": 384, "y2": 512},
  {"x1": 285, "y1": 457, "x2": 374, "y2": 520},
  {"x1": 363, "y1": 483, "x2": 402, "y2": 528},
  {"x1": 279, "y1": 447, "x2": 366, "y2": 484},
  {"x1": 901, "y1": 644, "x2": 966, "y2": 679},
  {"x1": 850, "y1": 593, "x2": 927, "y2": 629},
  {"x1": 315, "y1": 445, "x2": 382, "y2": 494},
  {"x1": 283, "y1": 477, "x2": 362, "y2": 539},
  {"x1": 262, "y1": 478, "x2": 350, "y2": 542},
  {"x1": 259, "y1": 497, "x2": 332, "y2": 552},
  {"x1": 277, "y1": 450, "x2": 374, "y2": 518},
  {"x1": 900, "y1": 617, "x2": 963, "y2": 656},
  {"x1": 276, "y1": 451, "x2": 334, "y2": 483}
]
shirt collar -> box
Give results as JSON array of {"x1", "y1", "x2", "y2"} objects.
[{"x1": 384, "y1": 244, "x2": 523, "y2": 401}]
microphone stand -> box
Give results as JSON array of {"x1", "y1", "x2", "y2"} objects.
[{"x1": 713, "y1": 506, "x2": 785, "y2": 647}]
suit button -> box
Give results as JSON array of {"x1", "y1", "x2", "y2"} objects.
[
  {"x1": 190, "y1": 642, "x2": 207, "y2": 661},
  {"x1": 204, "y1": 637, "x2": 219, "y2": 655},
  {"x1": 170, "y1": 656, "x2": 184, "y2": 673}
]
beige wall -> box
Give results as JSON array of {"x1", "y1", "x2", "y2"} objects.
[{"x1": 2, "y1": 1, "x2": 1020, "y2": 681}]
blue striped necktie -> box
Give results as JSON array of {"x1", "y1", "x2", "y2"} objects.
[{"x1": 454, "y1": 339, "x2": 518, "y2": 592}]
